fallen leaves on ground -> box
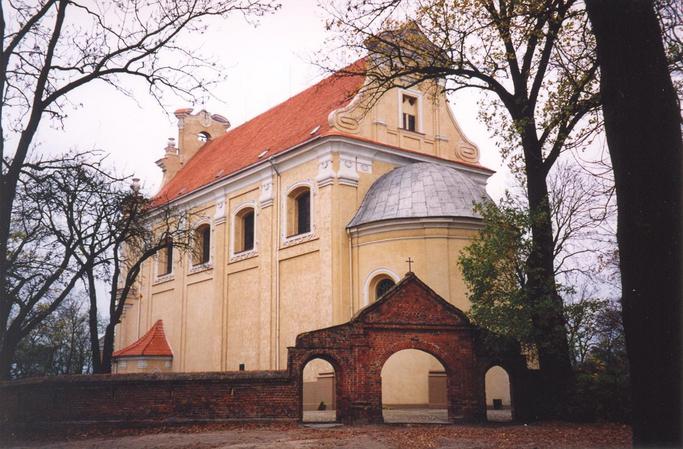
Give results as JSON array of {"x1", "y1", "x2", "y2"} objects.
[{"x1": 2, "y1": 421, "x2": 631, "y2": 449}]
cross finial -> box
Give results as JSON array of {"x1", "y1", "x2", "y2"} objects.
[{"x1": 406, "y1": 257, "x2": 414, "y2": 273}]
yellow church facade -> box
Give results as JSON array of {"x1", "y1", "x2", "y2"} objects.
[{"x1": 113, "y1": 64, "x2": 511, "y2": 411}]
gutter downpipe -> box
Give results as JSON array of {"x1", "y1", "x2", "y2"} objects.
[
  {"x1": 269, "y1": 157, "x2": 282, "y2": 369},
  {"x1": 347, "y1": 227, "x2": 354, "y2": 318}
]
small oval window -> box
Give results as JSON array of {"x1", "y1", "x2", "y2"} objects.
[{"x1": 197, "y1": 131, "x2": 211, "y2": 142}]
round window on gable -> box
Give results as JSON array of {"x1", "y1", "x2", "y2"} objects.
[{"x1": 197, "y1": 131, "x2": 211, "y2": 142}]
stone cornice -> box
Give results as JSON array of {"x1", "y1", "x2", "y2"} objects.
[{"x1": 149, "y1": 135, "x2": 494, "y2": 214}]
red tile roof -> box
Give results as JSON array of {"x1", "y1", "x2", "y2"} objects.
[
  {"x1": 113, "y1": 320, "x2": 173, "y2": 358},
  {"x1": 154, "y1": 62, "x2": 367, "y2": 203}
]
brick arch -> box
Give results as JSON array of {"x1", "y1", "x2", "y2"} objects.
[
  {"x1": 372, "y1": 339, "x2": 455, "y2": 375},
  {"x1": 482, "y1": 363, "x2": 514, "y2": 420},
  {"x1": 374, "y1": 344, "x2": 454, "y2": 421},
  {"x1": 297, "y1": 352, "x2": 346, "y2": 422},
  {"x1": 287, "y1": 273, "x2": 523, "y2": 424},
  {"x1": 293, "y1": 351, "x2": 346, "y2": 375}
]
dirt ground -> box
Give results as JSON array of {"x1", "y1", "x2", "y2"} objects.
[{"x1": 1, "y1": 421, "x2": 632, "y2": 449}]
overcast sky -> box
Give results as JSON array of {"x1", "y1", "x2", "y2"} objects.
[{"x1": 31, "y1": 0, "x2": 510, "y2": 202}]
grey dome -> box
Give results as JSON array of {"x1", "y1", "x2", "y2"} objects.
[{"x1": 347, "y1": 162, "x2": 488, "y2": 228}]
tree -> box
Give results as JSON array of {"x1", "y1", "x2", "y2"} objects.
[
  {"x1": 459, "y1": 197, "x2": 534, "y2": 346},
  {"x1": 1, "y1": 154, "x2": 115, "y2": 379},
  {"x1": 564, "y1": 296, "x2": 608, "y2": 368},
  {"x1": 565, "y1": 297, "x2": 630, "y2": 423},
  {"x1": 23, "y1": 154, "x2": 193, "y2": 374},
  {"x1": 11, "y1": 294, "x2": 92, "y2": 378},
  {"x1": 77, "y1": 179, "x2": 192, "y2": 374},
  {"x1": 585, "y1": 0, "x2": 681, "y2": 445},
  {"x1": 460, "y1": 164, "x2": 613, "y2": 347},
  {"x1": 0, "y1": 0, "x2": 278, "y2": 380},
  {"x1": 325, "y1": 0, "x2": 602, "y2": 416}
]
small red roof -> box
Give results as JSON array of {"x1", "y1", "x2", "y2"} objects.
[
  {"x1": 154, "y1": 61, "x2": 366, "y2": 204},
  {"x1": 113, "y1": 320, "x2": 173, "y2": 358}
]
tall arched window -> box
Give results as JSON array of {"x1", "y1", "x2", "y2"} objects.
[
  {"x1": 235, "y1": 207, "x2": 255, "y2": 253},
  {"x1": 287, "y1": 186, "x2": 311, "y2": 237},
  {"x1": 193, "y1": 224, "x2": 211, "y2": 265}
]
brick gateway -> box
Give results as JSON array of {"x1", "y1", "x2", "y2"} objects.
[{"x1": 0, "y1": 273, "x2": 531, "y2": 431}]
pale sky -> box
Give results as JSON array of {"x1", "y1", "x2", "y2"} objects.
[{"x1": 32, "y1": 0, "x2": 510, "y2": 201}]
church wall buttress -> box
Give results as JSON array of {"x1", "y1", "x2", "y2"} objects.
[
  {"x1": 257, "y1": 179, "x2": 275, "y2": 370},
  {"x1": 225, "y1": 187, "x2": 262, "y2": 371}
]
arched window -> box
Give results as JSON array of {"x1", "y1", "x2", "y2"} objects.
[
  {"x1": 287, "y1": 186, "x2": 311, "y2": 237},
  {"x1": 193, "y1": 224, "x2": 211, "y2": 265},
  {"x1": 369, "y1": 274, "x2": 397, "y2": 302},
  {"x1": 158, "y1": 238, "x2": 173, "y2": 276},
  {"x1": 375, "y1": 278, "x2": 396, "y2": 299},
  {"x1": 234, "y1": 207, "x2": 255, "y2": 253}
]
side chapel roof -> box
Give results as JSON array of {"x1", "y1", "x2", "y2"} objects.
[
  {"x1": 347, "y1": 162, "x2": 489, "y2": 228},
  {"x1": 112, "y1": 320, "x2": 173, "y2": 358}
]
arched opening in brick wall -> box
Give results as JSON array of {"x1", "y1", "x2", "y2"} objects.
[
  {"x1": 381, "y1": 349, "x2": 448, "y2": 423},
  {"x1": 485, "y1": 365, "x2": 513, "y2": 422},
  {"x1": 301, "y1": 357, "x2": 338, "y2": 423}
]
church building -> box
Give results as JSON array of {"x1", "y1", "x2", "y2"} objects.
[{"x1": 112, "y1": 61, "x2": 511, "y2": 413}]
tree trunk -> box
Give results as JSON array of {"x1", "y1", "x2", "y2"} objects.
[
  {"x1": 0, "y1": 337, "x2": 18, "y2": 380},
  {"x1": 86, "y1": 270, "x2": 103, "y2": 373},
  {"x1": 586, "y1": 0, "x2": 681, "y2": 446},
  {"x1": 522, "y1": 125, "x2": 574, "y2": 419},
  {"x1": 100, "y1": 323, "x2": 116, "y2": 374},
  {"x1": 88, "y1": 308, "x2": 103, "y2": 374}
]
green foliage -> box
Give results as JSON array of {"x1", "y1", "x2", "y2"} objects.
[{"x1": 459, "y1": 196, "x2": 535, "y2": 345}]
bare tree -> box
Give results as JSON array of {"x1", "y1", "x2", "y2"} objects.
[
  {"x1": 0, "y1": 0, "x2": 278, "y2": 380},
  {"x1": 324, "y1": 0, "x2": 602, "y2": 416},
  {"x1": 76, "y1": 179, "x2": 193, "y2": 374},
  {"x1": 1, "y1": 153, "x2": 118, "y2": 379},
  {"x1": 11, "y1": 294, "x2": 91, "y2": 378}
]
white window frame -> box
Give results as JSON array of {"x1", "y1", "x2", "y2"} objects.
[
  {"x1": 153, "y1": 237, "x2": 176, "y2": 282},
  {"x1": 281, "y1": 180, "x2": 316, "y2": 245},
  {"x1": 189, "y1": 218, "x2": 214, "y2": 271},
  {"x1": 230, "y1": 201, "x2": 258, "y2": 260},
  {"x1": 363, "y1": 268, "x2": 400, "y2": 307}
]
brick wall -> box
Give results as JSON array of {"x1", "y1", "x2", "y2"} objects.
[{"x1": 0, "y1": 371, "x2": 298, "y2": 432}]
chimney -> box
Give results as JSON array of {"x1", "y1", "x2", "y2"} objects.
[{"x1": 156, "y1": 108, "x2": 230, "y2": 187}]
